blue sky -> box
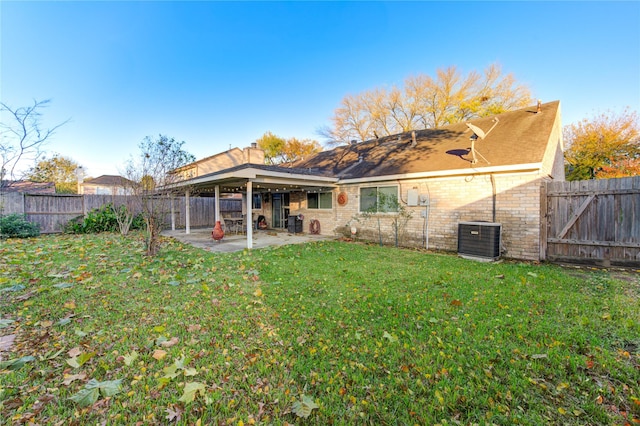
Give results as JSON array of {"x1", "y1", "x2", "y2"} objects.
[{"x1": 1, "y1": 1, "x2": 639, "y2": 177}]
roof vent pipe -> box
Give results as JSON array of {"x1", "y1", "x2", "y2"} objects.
[
  {"x1": 251, "y1": 142, "x2": 257, "y2": 148},
  {"x1": 411, "y1": 131, "x2": 417, "y2": 147},
  {"x1": 537, "y1": 99, "x2": 542, "y2": 113}
]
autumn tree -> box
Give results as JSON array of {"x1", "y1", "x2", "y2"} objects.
[
  {"x1": 256, "y1": 132, "x2": 322, "y2": 164},
  {"x1": 0, "y1": 99, "x2": 68, "y2": 189},
  {"x1": 27, "y1": 154, "x2": 83, "y2": 194},
  {"x1": 121, "y1": 135, "x2": 195, "y2": 256},
  {"x1": 564, "y1": 108, "x2": 640, "y2": 180},
  {"x1": 256, "y1": 132, "x2": 286, "y2": 164},
  {"x1": 321, "y1": 63, "x2": 531, "y2": 145}
]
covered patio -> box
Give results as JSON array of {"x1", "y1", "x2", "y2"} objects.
[
  {"x1": 167, "y1": 164, "x2": 338, "y2": 249},
  {"x1": 162, "y1": 227, "x2": 335, "y2": 253}
]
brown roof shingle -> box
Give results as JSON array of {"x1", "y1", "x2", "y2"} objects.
[
  {"x1": 82, "y1": 175, "x2": 132, "y2": 186},
  {"x1": 291, "y1": 101, "x2": 560, "y2": 179}
]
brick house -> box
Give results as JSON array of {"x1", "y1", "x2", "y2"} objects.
[
  {"x1": 171, "y1": 100, "x2": 564, "y2": 260},
  {"x1": 79, "y1": 175, "x2": 133, "y2": 195}
]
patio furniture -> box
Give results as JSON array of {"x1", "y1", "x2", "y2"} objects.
[{"x1": 224, "y1": 217, "x2": 244, "y2": 234}]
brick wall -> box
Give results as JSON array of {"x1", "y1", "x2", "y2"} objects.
[{"x1": 290, "y1": 172, "x2": 549, "y2": 261}]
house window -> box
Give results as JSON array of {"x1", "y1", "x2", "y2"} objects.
[
  {"x1": 359, "y1": 186, "x2": 398, "y2": 212},
  {"x1": 307, "y1": 192, "x2": 332, "y2": 209},
  {"x1": 252, "y1": 194, "x2": 262, "y2": 209}
]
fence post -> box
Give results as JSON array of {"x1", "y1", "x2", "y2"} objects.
[
  {"x1": 170, "y1": 196, "x2": 176, "y2": 231},
  {"x1": 539, "y1": 180, "x2": 548, "y2": 261},
  {"x1": 185, "y1": 190, "x2": 190, "y2": 234}
]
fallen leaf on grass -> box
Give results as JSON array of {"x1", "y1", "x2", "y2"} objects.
[
  {"x1": 62, "y1": 373, "x2": 87, "y2": 386},
  {"x1": 0, "y1": 319, "x2": 15, "y2": 329},
  {"x1": 0, "y1": 356, "x2": 35, "y2": 371},
  {"x1": 0, "y1": 334, "x2": 16, "y2": 351},
  {"x1": 179, "y1": 381, "x2": 206, "y2": 403},
  {"x1": 160, "y1": 337, "x2": 180, "y2": 348},
  {"x1": 39, "y1": 348, "x2": 65, "y2": 361},
  {"x1": 153, "y1": 349, "x2": 167, "y2": 360},
  {"x1": 17, "y1": 291, "x2": 35, "y2": 302},
  {"x1": 122, "y1": 350, "x2": 139, "y2": 366},
  {"x1": 383, "y1": 331, "x2": 398, "y2": 343},
  {"x1": 165, "y1": 404, "x2": 184, "y2": 422},
  {"x1": 57, "y1": 317, "x2": 72, "y2": 326},
  {"x1": 74, "y1": 328, "x2": 89, "y2": 337},
  {"x1": 68, "y1": 347, "x2": 81, "y2": 357},
  {"x1": 69, "y1": 378, "x2": 122, "y2": 407},
  {"x1": 64, "y1": 301, "x2": 76, "y2": 309},
  {"x1": 0, "y1": 285, "x2": 25, "y2": 293},
  {"x1": 53, "y1": 282, "x2": 74, "y2": 289},
  {"x1": 67, "y1": 352, "x2": 95, "y2": 368},
  {"x1": 291, "y1": 394, "x2": 319, "y2": 419}
]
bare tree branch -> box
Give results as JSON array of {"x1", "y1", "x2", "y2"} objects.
[{"x1": 0, "y1": 99, "x2": 69, "y2": 188}]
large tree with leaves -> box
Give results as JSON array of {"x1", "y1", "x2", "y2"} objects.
[
  {"x1": 320, "y1": 63, "x2": 531, "y2": 145},
  {"x1": 1, "y1": 99, "x2": 68, "y2": 189},
  {"x1": 27, "y1": 154, "x2": 83, "y2": 194},
  {"x1": 121, "y1": 135, "x2": 195, "y2": 256},
  {"x1": 564, "y1": 109, "x2": 640, "y2": 181},
  {"x1": 256, "y1": 132, "x2": 322, "y2": 164}
]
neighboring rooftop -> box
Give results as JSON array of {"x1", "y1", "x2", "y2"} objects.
[
  {"x1": 0, "y1": 180, "x2": 56, "y2": 194},
  {"x1": 82, "y1": 175, "x2": 133, "y2": 186}
]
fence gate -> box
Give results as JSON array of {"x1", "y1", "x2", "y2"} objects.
[{"x1": 544, "y1": 176, "x2": 640, "y2": 267}]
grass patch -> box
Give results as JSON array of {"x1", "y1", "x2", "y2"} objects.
[{"x1": 1, "y1": 233, "x2": 639, "y2": 425}]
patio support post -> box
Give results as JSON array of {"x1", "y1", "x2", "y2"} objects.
[
  {"x1": 214, "y1": 185, "x2": 221, "y2": 222},
  {"x1": 246, "y1": 180, "x2": 253, "y2": 249},
  {"x1": 185, "y1": 189, "x2": 191, "y2": 234}
]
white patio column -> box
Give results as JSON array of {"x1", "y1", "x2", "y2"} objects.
[
  {"x1": 170, "y1": 196, "x2": 176, "y2": 231},
  {"x1": 185, "y1": 189, "x2": 191, "y2": 234},
  {"x1": 246, "y1": 180, "x2": 253, "y2": 249},
  {"x1": 214, "y1": 185, "x2": 221, "y2": 222}
]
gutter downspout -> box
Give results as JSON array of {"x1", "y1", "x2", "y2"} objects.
[{"x1": 490, "y1": 174, "x2": 496, "y2": 222}]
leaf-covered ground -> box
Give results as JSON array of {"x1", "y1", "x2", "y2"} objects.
[{"x1": 1, "y1": 233, "x2": 639, "y2": 425}]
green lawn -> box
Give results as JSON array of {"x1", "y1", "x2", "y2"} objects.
[{"x1": 1, "y1": 233, "x2": 639, "y2": 425}]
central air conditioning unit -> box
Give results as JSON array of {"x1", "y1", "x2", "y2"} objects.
[{"x1": 458, "y1": 222, "x2": 502, "y2": 261}]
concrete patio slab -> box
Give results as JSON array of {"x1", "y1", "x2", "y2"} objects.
[{"x1": 162, "y1": 227, "x2": 335, "y2": 253}]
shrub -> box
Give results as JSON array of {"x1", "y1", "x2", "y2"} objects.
[
  {"x1": 0, "y1": 214, "x2": 40, "y2": 238},
  {"x1": 65, "y1": 203, "x2": 144, "y2": 234}
]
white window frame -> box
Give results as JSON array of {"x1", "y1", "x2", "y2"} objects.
[{"x1": 359, "y1": 185, "x2": 399, "y2": 213}]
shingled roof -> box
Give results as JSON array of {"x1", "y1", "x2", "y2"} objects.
[
  {"x1": 291, "y1": 101, "x2": 561, "y2": 179},
  {"x1": 82, "y1": 175, "x2": 133, "y2": 186}
]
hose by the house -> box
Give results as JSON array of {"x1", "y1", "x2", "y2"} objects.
[{"x1": 309, "y1": 219, "x2": 321, "y2": 235}]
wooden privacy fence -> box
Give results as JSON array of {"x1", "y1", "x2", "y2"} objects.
[
  {"x1": 543, "y1": 176, "x2": 640, "y2": 267},
  {"x1": 2, "y1": 193, "x2": 241, "y2": 234}
]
